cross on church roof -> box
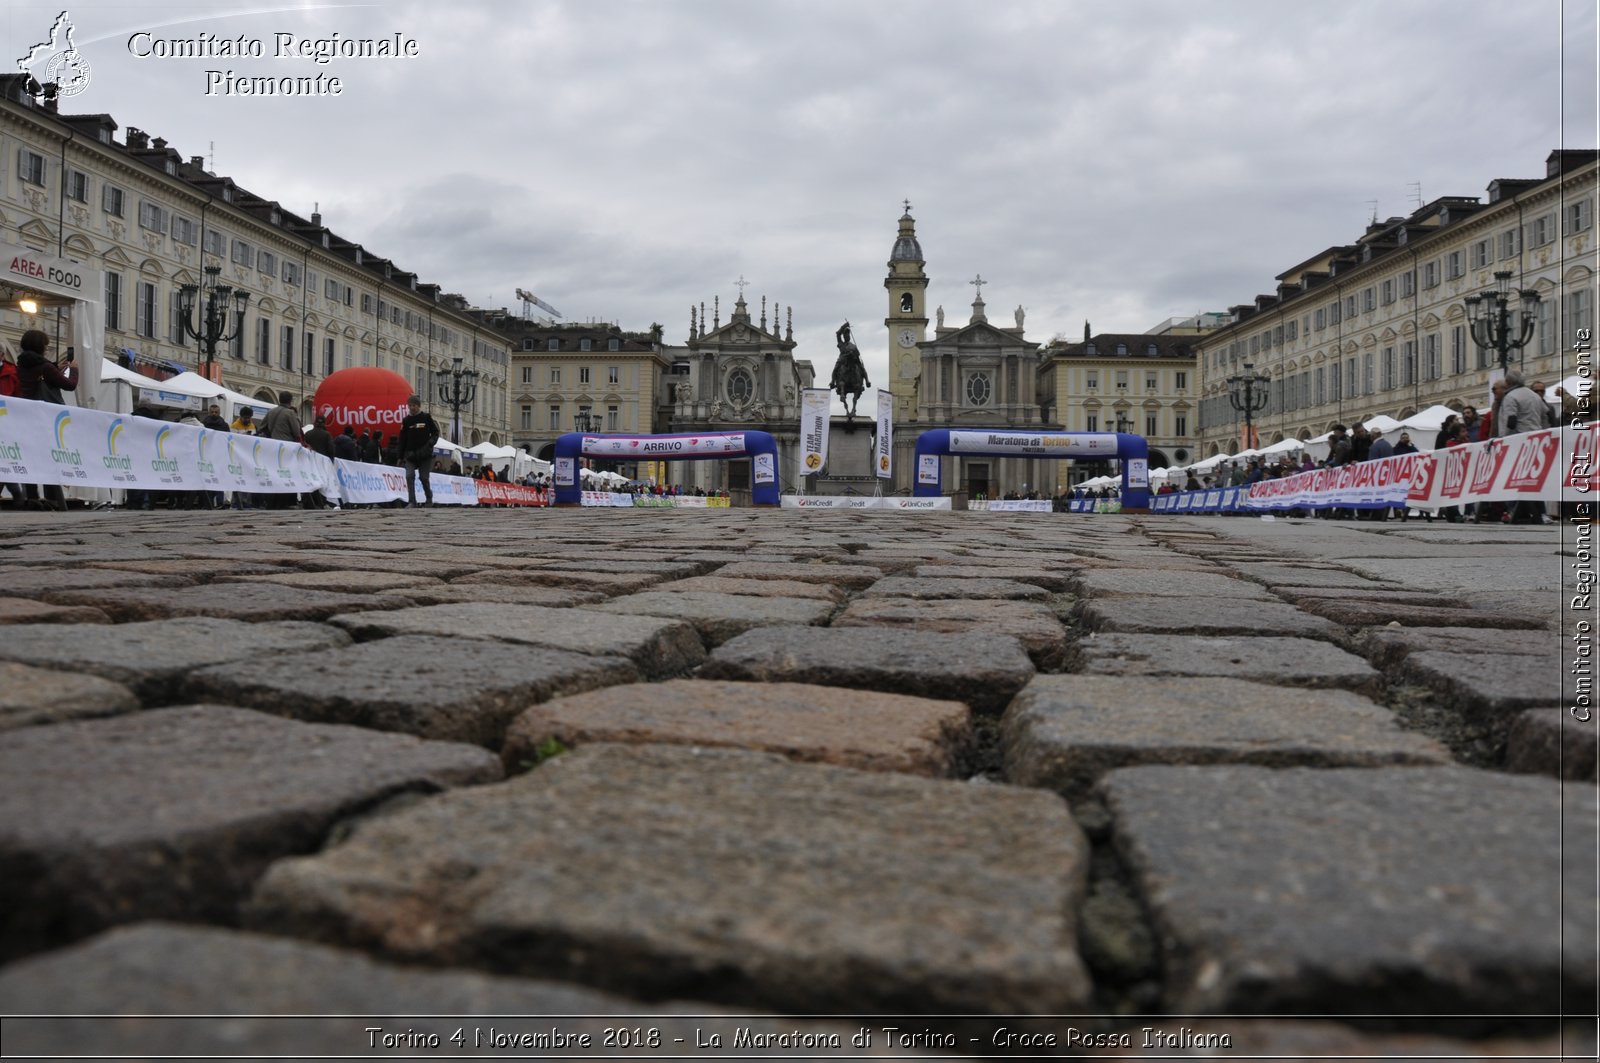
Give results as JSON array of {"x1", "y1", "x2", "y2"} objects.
[
  {"x1": 903, "y1": 198, "x2": 913, "y2": 214},
  {"x1": 733, "y1": 274, "x2": 750, "y2": 297},
  {"x1": 970, "y1": 273, "x2": 987, "y2": 298}
]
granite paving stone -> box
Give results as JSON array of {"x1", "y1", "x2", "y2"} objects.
[
  {"x1": 0, "y1": 706, "x2": 501, "y2": 960},
  {"x1": 859, "y1": 575, "x2": 1051, "y2": 601},
  {"x1": 503, "y1": 679, "x2": 971, "y2": 776},
  {"x1": 909, "y1": 564, "x2": 1077, "y2": 591},
  {"x1": 0, "y1": 569, "x2": 195, "y2": 601},
  {"x1": 651, "y1": 575, "x2": 847, "y2": 604},
  {"x1": 452, "y1": 568, "x2": 668, "y2": 594},
  {"x1": 592, "y1": 591, "x2": 834, "y2": 645},
  {"x1": 833, "y1": 598, "x2": 1071, "y2": 669},
  {"x1": 85, "y1": 559, "x2": 284, "y2": 580},
  {"x1": 329, "y1": 602, "x2": 705, "y2": 677},
  {"x1": 0, "y1": 661, "x2": 140, "y2": 731},
  {"x1": 0, "y1": 596, "x2": 110, "y2": 624},
  {"x1": 1295, "y1": 598, "x2": 1547, "y2": 630},
  {"x1": 1505, "y1": 709, "x2": 1598, "y2": 781},
  {"x1": 1003, "y1": 676, "x2": 1449, "y2": 800},
  {"x1": 0, "y1": 618, "x2": 349, "y2": 702},
  {"x1": 275, "y1": 553, "x2": 485, "y2": 580},
  {"x1": 1074, "y1": 634, "x2": 1381, "y2": 694},
  {"x1": 1099, "y1": 765, "x2": 1597, "y2": 1015},
  {"x1": 702, "y1": 626, "x2": 1036, "y2": 713},
  {"x1": 1072, "y1": 597, "x2": 1338, "y2": 639},
  {"x1": 1222, "y1": 563, "x2": 1404, "y2": 590},
  {"x1": 1270, "y1": 585, "x2": 1476, "y2": 609},
  {"x1": 711, "y1": 560, "x2": 884, "y2": 589},
  {"x1": 183, "y1": 634, "x2": 637, "y2": 746},
  {"x1": 371, "y1": 583, "x2": 607, "y2": 608},
  {"x1": 1401, "y1": 651, "x2": 1568, "y2": 719},
  {"x1": 1359, "y1": 626, "x2": 1558, "y2": 671},
  {"x1": 46, "y1": 582, "x2": 410, "y2": 622},
  {"x1": 234, "y1": 569, "x2": 446, "y2": 593},
  {"x1": 248, "y1": 743, "x2": 1092, "y2": 1012},
  {"x1": 1069, "y1": 569, "x2": 1275, "y2": 600}
]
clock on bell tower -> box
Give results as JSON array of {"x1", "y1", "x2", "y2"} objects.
[{"x1": 884, "y1": 201, "x2": 929, "y2": 421}]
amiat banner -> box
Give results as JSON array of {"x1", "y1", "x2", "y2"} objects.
[
  {"x1": 799, "y1": 388, "x2": 831, "y2": 480},
  {"x1": 0, "y1": 393, "x2": 333, "y2": 494}
]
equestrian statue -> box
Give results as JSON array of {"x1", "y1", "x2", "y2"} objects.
[{"x1": 830, "y1": 321, "x2": 871, "y2": 426}]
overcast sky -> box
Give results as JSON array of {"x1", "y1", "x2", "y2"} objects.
[{"x1": 8, "y1": 0, "x2": 1597, "y2": 397}]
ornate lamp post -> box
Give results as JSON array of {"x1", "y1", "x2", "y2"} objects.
[
  {"x1": 177, "y1": 265, "x2": 248, "y2": 382},
  {"x1": 573, "y1": 410, "x2": 601, "y2": 434},
  {"x1": 433, "y1": 356, "x2": 478, "y2": 445},
  {"x1": 1227, "y1": 361, "x2": 1270, "y2": 450},
  {"x1": 1465, "y1": 270, "x2": 1541, "y2": 370}
]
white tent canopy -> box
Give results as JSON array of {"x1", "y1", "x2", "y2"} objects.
[
  {"x1": 1261, "y1": 437, "x2": 1305, "y2": 454},
  {"x1": 1397, "y1": 404, "x2": 1459, "y2": 433},
  {"x1": 1546, "y1": 374, "x2": 1594, "y2": 402},
  {"x1": 1363, "y1": 414, "x2": 1404, "y2": 433}
]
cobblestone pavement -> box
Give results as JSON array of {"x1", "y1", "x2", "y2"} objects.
[{"x1": 0, "y1": 508, "x2": 1593, "y2": 1060}]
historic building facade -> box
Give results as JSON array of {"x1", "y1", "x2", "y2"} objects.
[
  {"x1": 882, "y1": 208, "x2": 1057, "y2": 497},
  {"x1": 1039, "y1": 328, "x2": 1201, "y2": 486},
  {"x1": 1196, "y1": 149, "x2": 1597, "y2": 457},
  {"x1": 0, "y1": 76, "x2": 511, "y2": 443},
  {"x1": 496, "y1": 316, "x2": 667, "y2": 468},
  {"x1": 657, "y1": 291, "x2": 813, "y2": 494}
]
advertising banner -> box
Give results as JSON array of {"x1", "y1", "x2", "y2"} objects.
[
  {"x1": 583, "y1": 433, "x2": 745, "y2": 458},
  {"x1": 917, "y1": 453, "x2": 940, "y2": 486},
  {"x1": 977, "y1": 499, "x2": 1052, "y2": 512},
  {"x1": 0, "y1": 394, "x2": 334, "y2": 494},
  {"x1": 331, "y1": 460, "x2": 477, "y2": 506},
  {"x1": 875, "y1": 390, "x2": 893, "y2": 479},
  {"x1": 947, "y1": 431, "x2": 1118, "y2": 458},
  {"x1": 554, "y1": 456, "x2": 576, "y2": 486},
  {"x1": 779, "y1": 495, "x2": 953, "y2": 511},
  {"x1": 799, "y1": 389, "x2": 831, "y2": 480},
  {"x1": 753, "y1": 451, "x2": 776, "y2": 485}
]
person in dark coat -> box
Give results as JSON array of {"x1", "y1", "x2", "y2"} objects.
[
  {"x1": 333, "y1": 425, "x2": 359, "y2": 462},
  {"x1": 302, "y1": 415, "x2": 335, "y2": 509},
  {"x1": 15, "y1": 329, "x2": 76, "y2": 510}
]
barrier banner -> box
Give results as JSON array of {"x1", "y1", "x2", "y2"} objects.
[
  {"x1": 799, "y1": 389, "x2": 830, "y2": 480},
  {"x1": 331, "y1": 460, "x2": 477, "y2": 506},
  {"x1": 875, "y1": 390, "x2": 893, "y2": 480},
  {"x1": 581, "y1": 490, "x2": 636, "y2": 507},
  {"x1": 0, "y1": 393, "x2": 333, "y2": 494},
  {"x1": 1405, "y1": 427, "x2": 1578, "y2": 510},
  {"x1": 977, "y1": 499, "x2": 1052, "y2": 512},
  {"x1": 475, "y1": 481, "x2": 549, "y2": 506}
]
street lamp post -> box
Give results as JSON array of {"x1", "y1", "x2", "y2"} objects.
[
  {"x1": 1465, "y1": 270, "x2": 1541, "y2": 370},
  {"x1": 432, "y1": 356, "x2": 479, "y2": 446},
  {"x1": 1227, "y1": 362, "x2": 1270, "y2": 450},
  {"x1": 177, "y1": 265, "x2": 249, "y2": 382}
]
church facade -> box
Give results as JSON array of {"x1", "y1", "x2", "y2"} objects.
[
  {"x1": 657, "y1": 290, "x2": 814, "y2": 495},
  {"x1": 882, "y1": 207, "x2": 1060, "y2": 498}
]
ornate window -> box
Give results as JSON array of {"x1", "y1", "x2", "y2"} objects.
[
  {"x1": 727, "y1": 368, "x2": 754, "y2": 405},
  {"x1": 965, "y1": 372, "x2": 991, "y2": 406}
]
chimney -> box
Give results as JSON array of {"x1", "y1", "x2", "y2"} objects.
[
  {"x1": 189, "y1": 155, "x2": 205, "y2": 169},
  {"x1": 151, "y1": 137, "x2": 167, "y2": 150},
  {"x1": 126, "y1": 127, "x2": 147, "y2": 149},
  {"x1": 311, "y1": 212, "x2": 322, "y2": 227}
]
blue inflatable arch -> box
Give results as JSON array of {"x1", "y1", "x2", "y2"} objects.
[
  {"x1": 912, "y1": 428, "x2": 1151, "y2": 510},
  {"x1": 551, "y1": 430, "x2": 781, "y2": 506}
]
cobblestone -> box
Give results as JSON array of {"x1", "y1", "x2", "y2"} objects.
[
  {"x1": 0, "y1": 705, "x2": 500, "y2": 959},
  {"x1": 249, "y1": 744, "x2": 1092, "y2": 1012},
  {"x1": 0, "y1": 508, "x2": 1578, "y2": 1049},
  {"x1": 503, "y1": 679, "x2": 970, "y2": 775}
]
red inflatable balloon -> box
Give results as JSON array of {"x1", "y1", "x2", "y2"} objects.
[{"x1": 312, "y1": 368, "x2": 415, "y2": 443}]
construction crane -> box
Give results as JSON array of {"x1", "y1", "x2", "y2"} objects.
[{"x1": 515, "y1": 288, "x2": 562, "y2": 321}]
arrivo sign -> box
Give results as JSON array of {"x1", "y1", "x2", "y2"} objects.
[{"x1": 312, "y1": 367, "x2": 414, "y2": 440}]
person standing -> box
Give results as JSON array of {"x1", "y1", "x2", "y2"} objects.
[
  {"x1": 200, "y1": 404, "x2": 230, "y2": 510},
  {"x1": 303, "y1": 414, "x2": 335, "y2": 509},
  {"x1": 257, "y1": 391, "x2": 302, "y2": 509},
  {"x1": 359, "y1": 429, "x2": 381, "y2": 465},
  {"x1": 1497, "y1": 369, "x2": 1553, "y2": 524},
  {"x1": 15, "y1": 330, "x2": 77, "y2": 511},
  {"x1": 397, "y1": 395, "x2": 440, "y2": 507}
]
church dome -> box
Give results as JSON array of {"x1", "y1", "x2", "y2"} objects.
[{"x1": 890, "y1": 209, "x2": 922, "y2": 263}]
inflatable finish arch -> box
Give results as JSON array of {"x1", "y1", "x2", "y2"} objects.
[
  {"x1": 552, "y1": 430, "x2": 781, "y2": 506},
  {"x1": 912, "y1": 429, "x2": 1151, "y2": 510}
]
